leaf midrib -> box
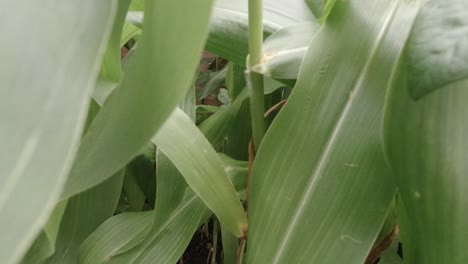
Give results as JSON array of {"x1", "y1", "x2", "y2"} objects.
[{"x1": 270, "y1": 2, "x2": 400, "y2": 263}]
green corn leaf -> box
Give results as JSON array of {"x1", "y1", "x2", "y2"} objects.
[
  {"x1": 22, "y1": 90, "x2": 104, "y2": 264},
  {"x1": 125, "y1": 155, "x2": 156, "y2": 208},
  {"x1": 384, "y1": 68, "x2": 468, "y2": 263},
  {"x1": 0, "y1": 1, "x2": 116, "y2": 263},
  {"x1": 79, "y1": 156, "x2": 247, "y2": 263},
  {"x1": 200, "y1": 89, "x2": 250, "y2": 150},
  {"x1": 406, "y1": 0, "x2": 468, "y2": 99},
  {"x1": 224, "y1": 98, "x2": 251, "y2": 160},
  {"x1": 127, "y1": 0, "x2": 316, "y2": 65},
  {"x1": 152, "y1": 108, "x2": 247, "y2": 237},
  {"x1": 44, "y1": 171, "x2": 124, "y2": 263},
  {"x1": 305, "y1": 0, "x2": 326, "y2": 18},
  {"x1": 79, "y1": 211, "x2": 153, "y2": 264},
  {"x1": 197, "y1": 66, "x2": 228, "y2": 100},
  {"x1": 226, "y1": 62, "x2": 247, "y2": 100},
  {"x1": 197, "y1": 105, "x2": 221, "y2": 114},
  {"x1": 122, "y1": 169, "x2": 146, "y2": 212},
  {"x1": 305, "y1": 0, "x2": 337, "y2": 23},
  {"x1": 61, "y1": 0, "x2": 215, "y2": 199},
  {"x1": 252, "y1": 22, "x2": 320, "y2": 80},
  {"x1": 21, "y1": 201, "x2": 67, "y2": 264},
  {"x1": 246, "y1": 0, "x2": 420, "y2": 263},
  {"x1": 98, "y1": 0, "x2": 131, "y2": 85},
  {"x1": 129, "y1": 0, "x2": 144, "y2": 11},
  {"x1": 120, "y1": 23, "x2": 140, "y2": 47},
  {"x1": 152, "y1": 87, "x2": 197, "y2": 228},
  {"x1": 221, "y1": 225, "x2": 239, "y2": 264},
  {"x1": 21, "y1": 231, "x2": 54, "y2": 264},
  {"x1": 107, "y1": 193, "x2": 211, "y2": 264},
  {"x1": 93, "y1": 0, "x2": 132, "y2": 105}
]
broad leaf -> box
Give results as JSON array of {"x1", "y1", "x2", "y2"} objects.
[
  {"x1": 406, "y1": 0, "x2": 468, "y2": 99},
  {"x1": 0, "y1": 1, "x2": 116, "y2": 263},
  {"x1": 247, "y1": 0, "x2": 420, "y2": 263},
  {"x1": 61, "y1": 0, "x2": 215, "y2": 199},
  {"x1": 384, "y1": 69, "x2": 468, "y2": 263}
]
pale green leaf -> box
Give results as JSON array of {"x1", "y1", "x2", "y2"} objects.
[
  {"x1": 127, "y1": 0, "x2": 316, "y2": 65},
  {"x1": 0, "y1": 1, "x2": 116, "y2": 262},
  {"x1": 226, "y1": 62, "x2": 247, "y2": 100},
  {"x1": 305, "y1": 0, "x2": 325, "y2": 19},
  {"x1": 61, "y1": 0, "x2": 215, "y2": 199},
  {"x1": 22, "y1": 201, "x2": 67, "y2": 264},
  {"x1": 122, "y1": 170, "x2": 146, "y2": 212},
  {"x1": 79, "y1": 156, "x2": 247, "y2": 263},
  {"x1": 209, "y1": 0, "x2": 316, "y2": 64},
  {"x1": 45, "y1": 171, "x2": 124, "y2": 263},
  {"x1": 197, "y1": 105, "x2": 221, "y2": 114},
  {"x1": 79, "y1": 211, "x2": 153, "y2": 264},
  {"x1": 152, "y1": 88, "x2": 197, "y2": 227},
  {"x1": 221, "y1": 225, "x2": 239, "y2": 264},
  {"x1": 247, "y1": 0, "x2": 420, "y2": 263},
  {"x1": 406, "y1": 0, "x2": 468, "y2": 99},
  {"x1": 305, "y1": 0, "x2": 337, "y2": 23},
  {"x1": 120, "y1": 23, "x2": 140, "y2": 47},
  {"x1": 200, "y1": 89, "x2": 250, "y2": 150},
  {"x1": 152, "y1": 108, "x2": 247, "y2": 237},
  {"x1": 252, "y1": 22, "x2": 320, "y2": 79},
  {"x1": 384, "y1": 69, "x2": 468, "y2": 263}
]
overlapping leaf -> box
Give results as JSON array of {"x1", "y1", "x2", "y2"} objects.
[
  {"x1": 252, "y1": 22, "x2": 320, "y2": 80},
  {"x1": 152, "y1": 108, "x2": 247, "y2": 237},
  {"x1": 45, "y1": 171, "x2": 124, "y2": 263},
  {"x1": 61, "y1": 0, "x2": 215, "y2": 199},
  {"x1": 0, "y1": 1, "x2": 116, "y2": 263},
  {"x1": 406, "y1": 0, "x2": 468, "y2": 99},
  {"x1": 127, "y1": 0, "x2": 316, "y2": 65},
  {"x1": 384, "y1": 69, "x2": 468, "y2": 263},
  {"x1": 247, "y1": 0, "x2": 420, "y2": 263},
  {"x1": 79, "y1": 156, "x2": 247, "y2": 263}
]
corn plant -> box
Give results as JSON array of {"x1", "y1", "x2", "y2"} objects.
[{"x1": 1, "y1": 0, "x2": 467, "y2": 263}]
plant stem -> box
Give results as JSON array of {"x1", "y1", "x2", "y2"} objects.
[
  {"x1": 248, "y1": 0, "x2": 265, "y2": 151},
  {"x1": 211, "y1": 220, "x2": 219, "y2": 264}
]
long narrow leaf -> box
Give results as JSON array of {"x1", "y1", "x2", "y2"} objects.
[
  {"x1": 79, "y1": 211, "x2": 153, "y2": 264},
  {"x1": 0, "y1": 1, "x2": 116, "y2": 262},
  {"x1": 152, "y1": 108, "x2": 247, "y2": 237},
  {"x1": 61, "y1": 0, "x2": 215, "y2": 199},
  {"x1": 45, "y1": 171, "x2": 124, "y2": 263},
  {"x1": 79, "y1": 156, "x2": 247, "y2": 263},
  {"x1": 247, "y1": 0, "x2": 419, "y2": 263}
]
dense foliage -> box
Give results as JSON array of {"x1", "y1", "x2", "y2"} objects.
[{"x1": 1, "y1": 0, "x2": 467, "y2": 263}]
